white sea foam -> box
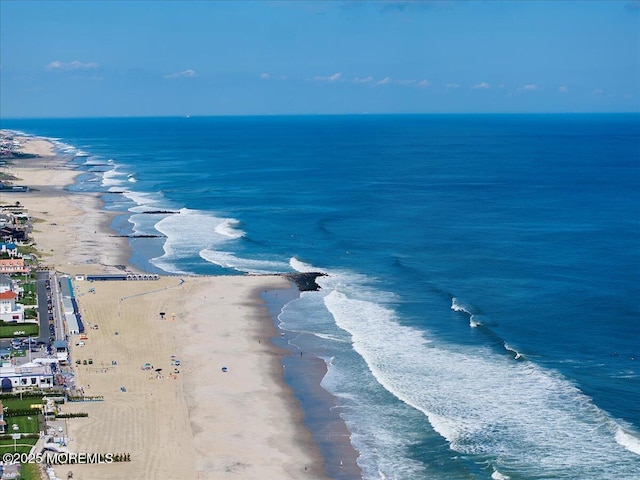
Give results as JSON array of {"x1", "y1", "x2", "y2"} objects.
[
  {"x1": 101, "y1": 168, "x2": 128, "y2": 188},
  {"x1": 276, "y1": 267, "x2": 435, "y2": 478},
  {"x1": 616, "y1": 427, "x2": 640, "y2": 455},
  {"x1": 451, "y1": 297, "x2": 482, "y2": 327},
  {"x1": 309, "y1": 332, "x2": 351, "y2": 344},
  {"x1": 450, "y1": 297, "x2": 468, "y2": 313},
  {"x1": 491, "y1": 469, "x2": 510, "y2": 480},
  {"x1": 290, "y1": 257, "x2": 323, "y2": 273},
  {"x1": 52, "y1": 140, "x2": 75, "y2": 153},
  {"x1": 311, "y1": 271, "x2": 640, "y2": 478},
  {"x1": 503, "y1": 343, "x2": 525, "y2": 360},
  {"x1": 214, "y1": 218, "x2": 245, "y2": 239},
  {"x1": 122, "y1": 191, "x2": 165, "y2": 212},
  {"x1": 199, "y1": 249, "x2": 289, "y2": 274},
  {"x1": 4, "y1": 129, "x2": 29, "y2": 137},
  {"x1": 150, "y1": 208, "x2": 247, "y2": 274},
  {"x1": 82, "y1": 157, "x2": 109, "y2": 166}
]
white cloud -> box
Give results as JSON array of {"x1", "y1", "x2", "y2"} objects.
[
  {"x1": 520, "y1": 84, "x2": 538, "y2": 91},
  {"x1": 592, "y1": 89, "x2": 604, "y2": 95},
  {"x1": 377, "y1": 77, "x2": 392, "y2": 85},
  {"x1": 164, "y1": 69, "x2": 196, "y2": 79},
  {"x1": 446, "y1": 83, "x2": 460, "y2": 89},
  {"x1": 46, "y1": 60, "x2": 100, "y2": 71},
  {"x1": 472, "y1": 82, "x2": 490, "y2": 89},
  {"x1": 416, "y1": 79, "x2": 431, "y2": 87},
  {"x1": 313, "y1": 72, "x2": 342, "y2": 82},
  {"x1": 352, "y1": 76, "x2": 374, "y2": 84},
  {"x1": 558, "y1": 86, "x2": 568, "y2": 93},
  {"x1": 260, "y1": 73, "x2": 271, "y2": 80}
]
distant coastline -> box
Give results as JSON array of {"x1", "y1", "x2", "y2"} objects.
[{"x1": 0, "y1": 132, "x2": 349, "y2": 480}]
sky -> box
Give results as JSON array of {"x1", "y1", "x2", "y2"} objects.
[{"x1": 1, "y1": 0, "x2": 639, "y2": 117}]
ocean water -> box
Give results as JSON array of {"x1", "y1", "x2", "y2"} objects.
[{"x1": 2, "y1": 114, "x2": 639, "y2": 479}]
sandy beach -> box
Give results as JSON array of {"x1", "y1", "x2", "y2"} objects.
[
  {"x1": 2, "y1": 135, "x2": 129, "y2": 274},
  {"x1": 1, "y1": 136, "x2": 330, "y2": 479}
]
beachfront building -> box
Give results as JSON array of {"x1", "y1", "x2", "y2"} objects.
[
  {"x1": 0, "y1": 226, "x2": 28, "y2": 244},
  {"x1": 0, "y1": 258, "x2": 29, "y2": 274},
  {"x1": 0, "y1": 362, "x2": 54, "y2": 392},
  {"x1": 0, "y1": 242, "x2": 18, "y2": 257},
  {"x1": 52, "y1": 341, "x2": 69, "y2": 365},
  {"x1": 0, "y1": 290, "x2": 24, "y2": 323},
  {"x1": 60, "y1": 275, "x2": 84, "y2": 335},
  {"x1": 0, "y1": 274, "x2": 25, "y2": 323}
]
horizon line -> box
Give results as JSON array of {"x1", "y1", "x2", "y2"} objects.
[{"x1": 2, "y1": 111, "x2": 639, "y2": 121}]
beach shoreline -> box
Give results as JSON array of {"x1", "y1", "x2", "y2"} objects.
[
  {"x1": 1, "y1": 136, "x2": 132, "y2": 275},
  {"x1": 0, "y1": 134, "x2": 348, "y2": 479}
]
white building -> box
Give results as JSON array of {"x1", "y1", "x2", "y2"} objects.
[
  {"x1": 0, "y1": 362, "x2": 54, "y2": 391},
  {"x1": 0, "y1": 290, "x2": 24, "y2": 323}
]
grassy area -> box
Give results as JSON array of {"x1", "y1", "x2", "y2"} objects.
[
  {"x1": 0, "y1": 437, "x2": 39, "y2": 454},
  {"x1": 0, "y1": 323, "x2": 39, "y2": 338},
  {"x1": 20, "y1": 462, "x2": 41, "y2": 480},
  {"x1": 5, "y1": 415, "x2": 40, "y2": 434},
  {"x1": 21, "y1": 282, "x2": 37, "y2": 295},
  {"x1": 2, "y1": 397, "x2": 44, "y2": 411},
  {"x1": 17, "y1": 245, "x2": 40, "y2": 257},
  {"x1": 0, "y1": 401, "x2": 45, "y2": 475},
  {"x1": 22, "y1": 293, "x2": 38, "y2": 305}
]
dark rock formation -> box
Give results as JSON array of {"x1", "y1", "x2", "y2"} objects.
[{"x1": 283, "y1": 272, "x2": 327, "y2": 292}]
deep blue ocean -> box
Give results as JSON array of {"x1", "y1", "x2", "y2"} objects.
[{"x1": 2, "y1": 114, "x2": 639, "y2": 479}]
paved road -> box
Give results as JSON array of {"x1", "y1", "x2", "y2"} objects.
[
  {"x1": 0, "y1": 270, "x2": 63, "y2": 354},
  {"x1": 36, "y1": 270, "x2": 53, "y2": 344}
]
